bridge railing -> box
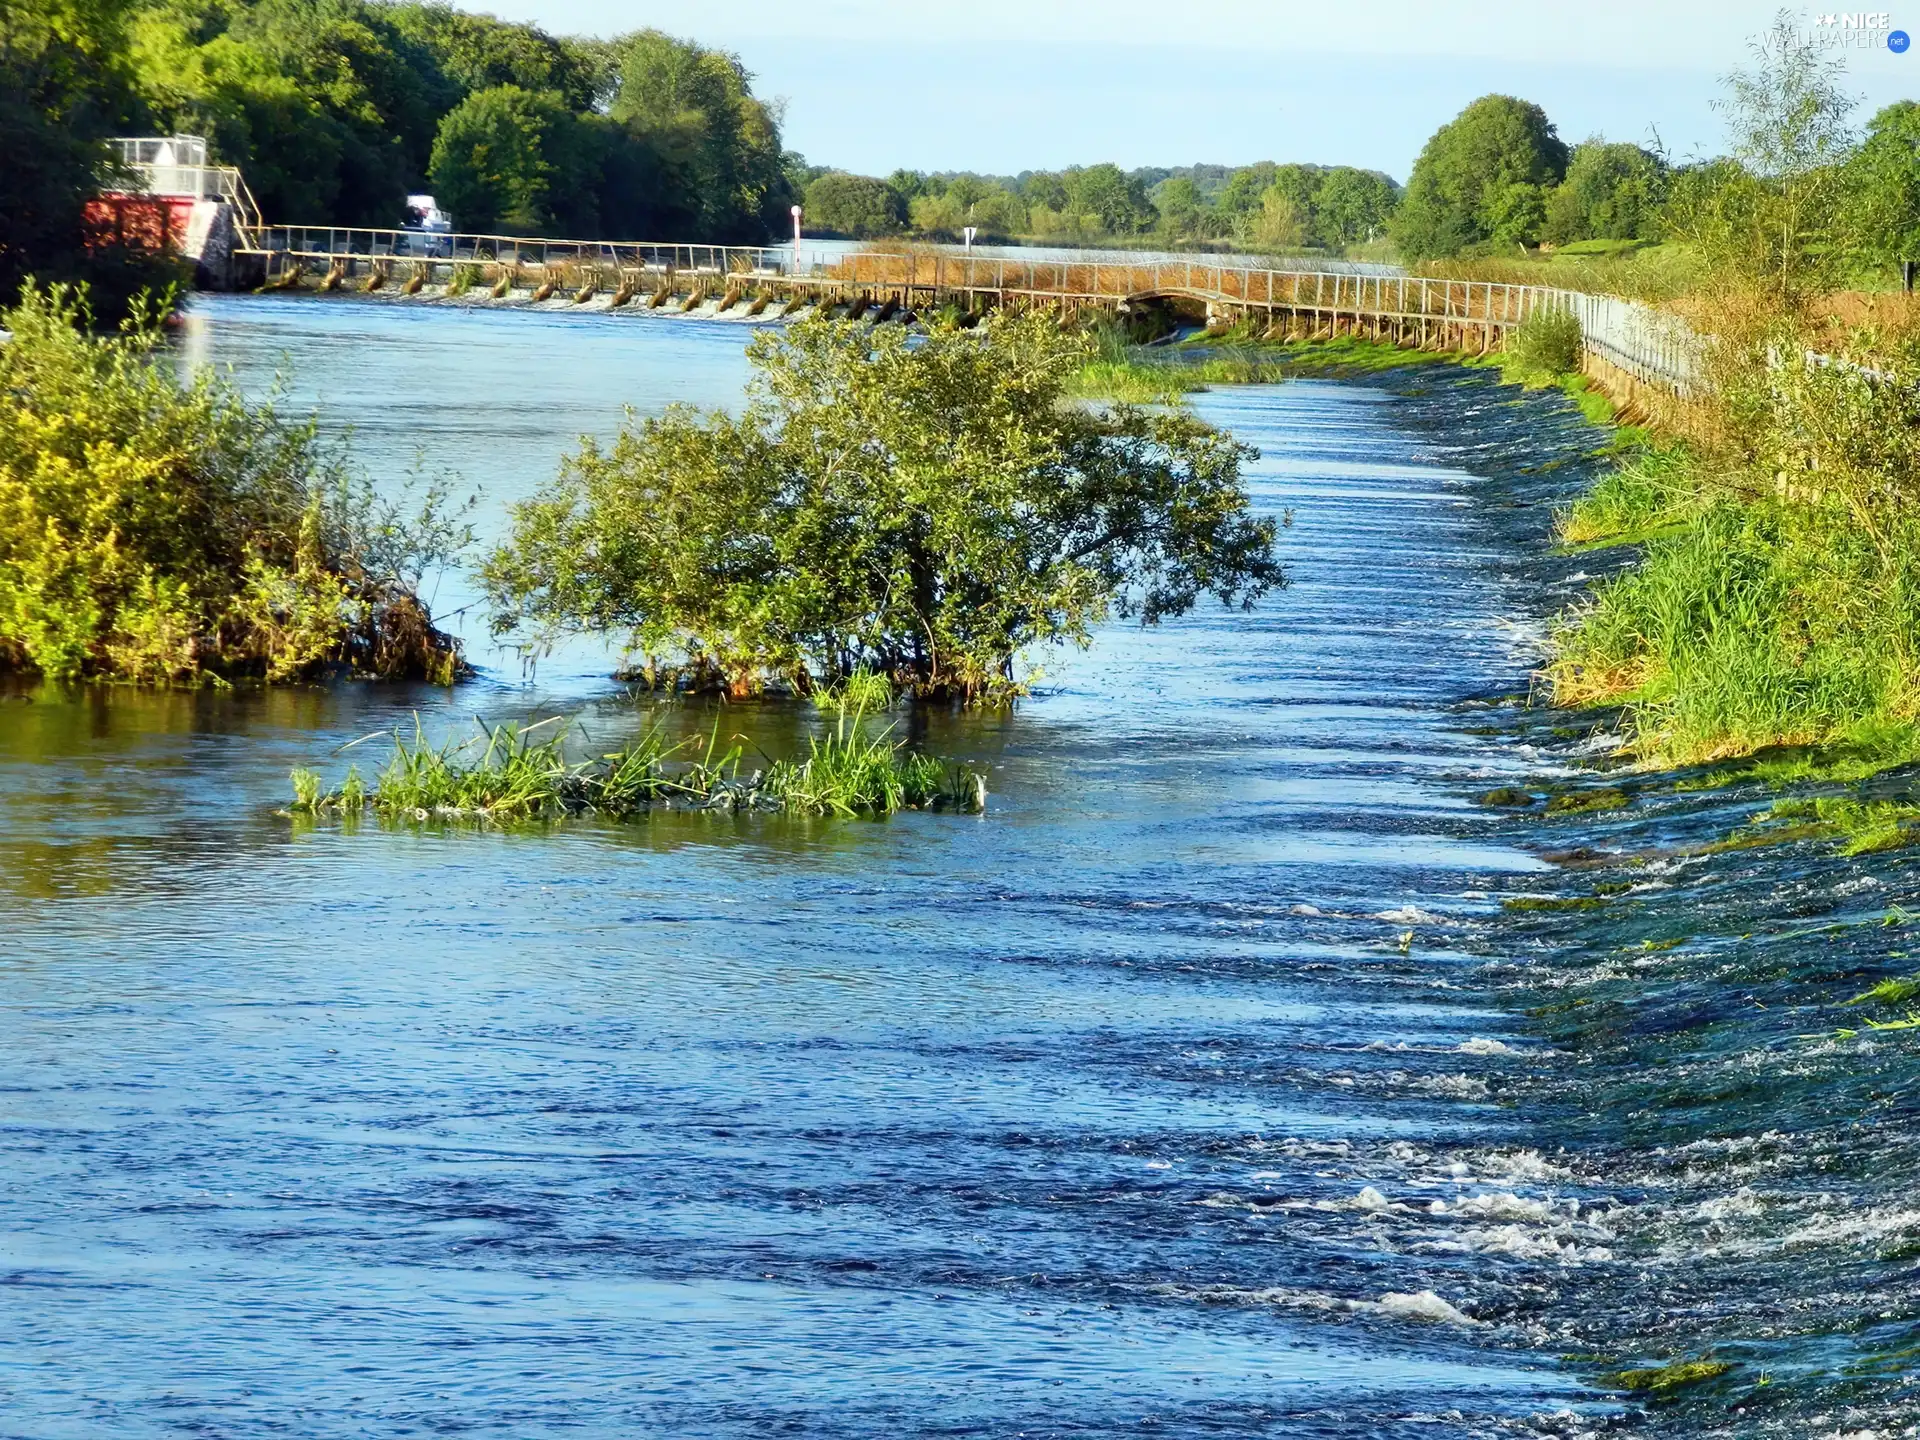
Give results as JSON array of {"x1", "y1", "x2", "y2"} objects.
[
  {"x1": 238, "y1": 227, "x2": 1705, "y2": 396},
  {"x1": 244, "y1": 225, "x2": 800, "y2": 275},
  {"x1": 814, "y1": 256, "x2": 1704, "y2": 394}
]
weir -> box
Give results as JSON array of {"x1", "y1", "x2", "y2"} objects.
[
  {"x1": 90, "y1": 135, "x2": 1700, "y2": 401},
  {"x1": 230, "y1": 222, "x2": 1702, "y2": 399}
]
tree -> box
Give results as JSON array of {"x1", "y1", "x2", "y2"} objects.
[
  {"x1": 1668, "y1": 13, "x2": 1857, "y2": 305},
  {"x1": 483, "y1": 314, "x2": 1287, "y2": 702},
  {"x1": 803, "y1": 171, "x2": 906, "y2": 237},
  {"x1": 965, "y1": 182, "x2": 1027, "y2": 236},
  {"x1": 1, "y1": 0, "x2": 183, "y2": 317},
  {"x1": 1841, "y1": 101, "x2": 1920, "y2": 280},
  {"x1": 0, "y1": 285, "x2": 465, "y2": 683},
  {"x1": 1313, "y1": 167, "x2": 1399, "y2": 247},
  {"x1": 1391, "y1": 95, "x2": 1568, "y2": 259},
  {"x1": 885, "y1": 167, "x2": 929, "y2": 200},
  {"x1": 1065, "y1": 163, "x2": 1156, "y2": 234},
  {"x1": 908, "y1": 191, "x2": 964, "y2": 234},
  {"x1": 1248, "y1": 187, "x2": 1306, "y2": 249},
  {"x1": 1263, "y1": 163, "x2": 1321, "y2": 243},
  {"x1": 387, "y1": 3, "x2": 595, "y2": 112},
  {"x1": 1216, "y1": 162, "x2": 1277, "y2": 230},
  {"x1": 1021, "y1": 171, "x2": 1068, "y2": 211},
  {"x1": 1542, "y1": 140, "x2": 1668, "y2": 244},
  {"x1": 427, "y1": 84, "x2": 583, "y2": 233},
  {"x1": 129, "y1": 0, "x2": 441, "y2": 226},
  {"x1": 604, "y1": 29, "x2": 791, "y2": 243},
  {"x1": 1153, "y1": 176, "x2": 1205, "y2": 238}
]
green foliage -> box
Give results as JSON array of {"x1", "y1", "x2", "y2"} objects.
[
  {"x1": 1603, "y1": 1360, "x2": 1733, "y2": 1394},
  {"x1": 484, "y1": 313, "x2": 1286, "y2": 702},
  {"x1": 1543, "y1": 141, "x2": 1668, "y2": 245},
  {"x1": 120, "y1": 4, "x2": 792, "y2": 240},
  {"x1": 1546, "y1": 17, "x2": 1920, "y2": 775},
  {"x1": 130, "y1": 0, "x2": 434, "y2": 226},
  {"x1": 803, "y1": 171, "x2": 907, "y2": 238},
  {"x1": 386, "y1": 2, "x2": 595, "y2": 110},
  {"x1": 1, "y1": 0, "x2": 185, "y2": 319},
  {"x1": 1507, "y1": 306, "x2": 1583, "y2": 376},
  {"x1": 427, "y1": 83, "x2": 582, "y2": 233},
  {"x1": 1558, "y1": 445, "x2": 1703, "y2": 546},
  {"x1": 0, "y1": 284, "x2": 467, "y2": 684},
  {"x1": 1152, "y1": 176, "x2": 1206, "y2": 239},
  {"x1": 1064, "y1": 163, "x2": 1155, "y2": 235},
  {"x1": 1550, "y1": 484, "x2": 1920, "y2": 765},
  {"x1": 1665, "y1": 17, "x2": 1856, "y2": 306},
  {"x1": 1393, "y1": 94, "x2": 1569, "y2": 259},
  {"x1": 1840, "y1": 101, "x2": 1920, "y2": 282},
  {"x1": 290, "y1": 705, "x2": 986, "y2": 821},
  {"x1": 910, "y1": 178, "x2": 1028, "y2": 239},
  {"x1": 1312, "y1": 167, "x2": 1399, "y2": 246},
  {"x1": 602, "y1": 28, "x2": 792, "y2": 243}
]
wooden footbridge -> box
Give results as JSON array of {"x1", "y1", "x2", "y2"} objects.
[{"x1": 236, "y1": 224, "x2": 1700, "y2": 397}]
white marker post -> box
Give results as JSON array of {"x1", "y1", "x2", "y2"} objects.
[
  {"x1": 962, "y1": 226, "x2": 977, "y2": 254},
  {"x1": 791, "y1": 204, "x2": 803, "y2": 273}
]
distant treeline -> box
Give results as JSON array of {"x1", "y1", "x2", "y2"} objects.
[
  {"x1": 798, "y1": 93, "x2": 1920, "y2": 284},
  {"x1": 793, "y1": 162, "x2": 1401, "y2": 252},
  {"x1": 1387, "y1": 93, "x2": 1920, "y2": 284},
  {"x1": 134, "y1": 0, "x2": 792, "y2": 240}
]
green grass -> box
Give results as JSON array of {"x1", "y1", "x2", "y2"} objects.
[
  {"x1": 1602, "y1": 1359, "x2": 1733, "y2": 1394},
  {"x1": 291, "y1": 697, "x2": 986, "y2": 824},
  {"x1": 1544, "y1": 787, "x2": 1630, "y2": 815},
  {"x1": 1503, "y1": 895, "x2": 1608, "y2": 912},
  {"x1": 1556, "y1": 445, "x2": 1705, "y2": 548},
  {"x1": 1775, "y1": 796, "x2": 1920, "y2": 856},
  {"x1": 1066, "y1": 325, "x2": 1450, "y2": 402},
  {"x1": 1848, "y1": 974, "x2": 1920, "y2": 1008},
  {"x1": 1703, "y1": 794, "x2": 1920, "y2": 858},
  {"x1": 1549, "y1": 490, "x2": 1920, "y2": 769}
]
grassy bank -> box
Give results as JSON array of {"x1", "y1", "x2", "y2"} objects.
[
  {"x1": 1548, "y1": 451, "x2": 1920, "y2": 776},
  {"x1": 291, "y1": 699, "x2": 987, "y2": 823}
]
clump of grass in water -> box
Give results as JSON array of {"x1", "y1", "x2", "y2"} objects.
[
  {"x1": 1601, "y1": 1358, "x2": 1733, "y2": 1394},
  {"x1": 290, "y1": 692, "x2": 985, "y2": 823},
  {"x1": 761, "y1": 672, "x2": 987, "y2": 816},
  {"x1": 1065, "y1": 320, "x2": 1289, "y2": 402}
]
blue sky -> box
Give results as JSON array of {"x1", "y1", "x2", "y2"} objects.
[{"x1": 484, "y1": 1, "x2": 1917, "y2": 179}]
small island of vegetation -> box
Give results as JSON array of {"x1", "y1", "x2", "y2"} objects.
[{"x1": 482, "y1": 310, "x2": 1288, "y2": 703}]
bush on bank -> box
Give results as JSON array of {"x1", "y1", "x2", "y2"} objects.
[
  {"x1": 483, "y1": 312, "x2": 1289, "y2": 703},
  {"x1": 0, "y1": 285, "x2": 468, "y2": 685}
]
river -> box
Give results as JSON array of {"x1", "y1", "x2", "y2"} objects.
[{"x1": 2, "y1": 295, "x2": 1917, "y2": 1438}]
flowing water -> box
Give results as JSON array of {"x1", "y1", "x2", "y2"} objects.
[{"x1": 3, "y1": 296, "x2": 1918, "y2": 1438}]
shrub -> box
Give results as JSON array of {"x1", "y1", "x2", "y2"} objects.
[
  {"x1": 484, "y1": 311, "x2": 1287, "y2": 702},
  {"x1": 1508, "y1": 305, "x2": 1583, "y2": 376},
  {"x1": 0, "y1": 284, "x2": 469, "y2": 684}
]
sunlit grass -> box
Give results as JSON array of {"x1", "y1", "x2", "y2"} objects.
[{"x1": 289, "y1": 691, "x2": 987, "y2": 824}]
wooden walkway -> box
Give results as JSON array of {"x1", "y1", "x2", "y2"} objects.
[{"x1": 236, "y1": 224, "x2": 1701, "y2": 396}]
